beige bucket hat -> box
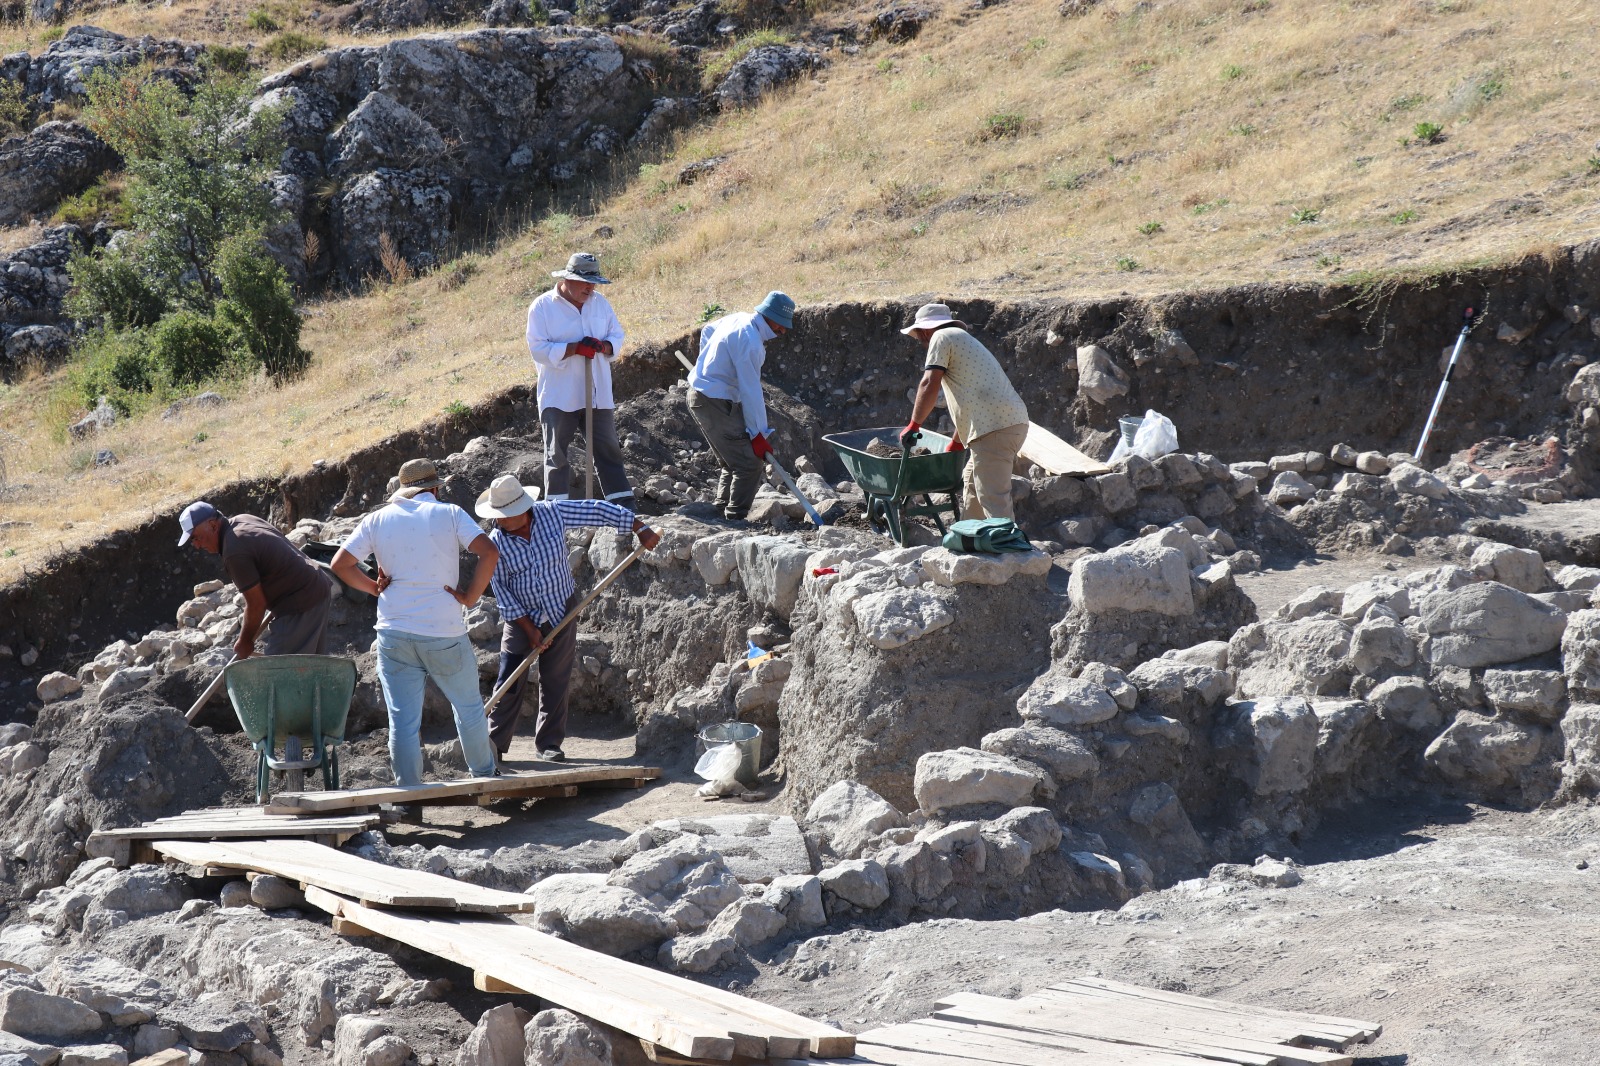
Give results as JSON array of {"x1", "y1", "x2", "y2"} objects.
[
  {"x1": 394, "y1": 458, "x2": 443, "y2": 499},
  {"x1": 900, "y1": 302, "x2": 966, "y2": 335},
  {"x1": 475, "y1": 473, "x2": 541, "y2": 518}
]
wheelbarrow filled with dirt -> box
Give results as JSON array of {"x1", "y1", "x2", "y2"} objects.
[
  {"x1": 824, "y1": 426, "x2": 968, "y2": 547},
  {"x1": 224, "y1": 654, "x2": 357, "y2": 804}
]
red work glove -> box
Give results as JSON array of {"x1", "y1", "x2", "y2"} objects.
[
  {"x1": 750, "y1": 433, "x2": 775, "y2": 459},
  {"x1": 899, "y1": 421, "x2": 922, "y2": 447},
  {"x1": 945, "y1": 437, "x2": 965, "y2": 452},
  {"x1": 582, "y1": 336, "x2": 608, "y2": 355},
  {"x1": 573, "y1": 341, "x2": 598, "y2": 359}
]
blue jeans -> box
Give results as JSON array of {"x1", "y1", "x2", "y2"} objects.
[{"x1": 374, "y1": 630, "x2": 497, "y2": 786}]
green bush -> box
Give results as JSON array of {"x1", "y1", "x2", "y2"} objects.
[
  {"x1": 52, "y1": 177, "x2": 128, "y2": 228},
  {"x1": 981, "y1": 113, "x2": 1026, "y2": 140},
  {"x1": 245, "y1": 8, "x2": 280, "y2": 31},
  {"x1": 206, "y1": 45, "x2": 252, "y2": 74},
  {"x1": 213, "y1": 235, "x2": 309, "y2": 380},
  {"x1": 261, "y1": 31, "x2": 326, "y2": 61},
  {"x1": 70, "y1": 329, "x2": 159, "y2": 413},
  {"x1": 1412, "y1": 121, "x2": 1443, "y2": 143},
  {"x1": 148, "y1": 310, "x2": 244, "y2": 386},
  {"x1": 65, "y1": 245, "x2": 164, "y2": 330},
  {"x1": 0, "y1": 80, "x2": 28, "y2": 138}
]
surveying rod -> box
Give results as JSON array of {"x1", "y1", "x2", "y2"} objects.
[{"x1": 1412, "y1": 307, "x2": 1477, "y2": 463}]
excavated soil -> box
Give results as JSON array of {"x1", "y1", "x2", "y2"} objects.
[{"x1": 741, "y1": 800, "x2": 1600, "y2": 1066}]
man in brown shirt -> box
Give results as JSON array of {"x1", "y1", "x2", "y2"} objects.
[{"x1": 179, "y1": 502, "x2": 336, "y2": 658}]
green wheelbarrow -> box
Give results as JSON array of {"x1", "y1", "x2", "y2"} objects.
[
  {"x1": 824, "y1": 426, "x2": 969, "y2": 547},
  {"x1": 224, "y1": 654, "x2": 357, "y2": 805}
]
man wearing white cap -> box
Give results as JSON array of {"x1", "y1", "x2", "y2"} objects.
[
  {"x1": 687, "y1": 290, "x2": 796, "y2": 521},
  {"x1": 898, "y1": 303, "x2": 1030, "y2": 520},
  {"x1": 179, "y1": 501, "x2": 335, "y2": 659},
  {"x1": 476, "y1": 474, "x2": 659, "y2": 761},
  {"x1": 329, "y1": 458, "x2": 500, "y2": 785},
  {"x1": 526, "y1": 252, "x2": 633, "y2": 503}
]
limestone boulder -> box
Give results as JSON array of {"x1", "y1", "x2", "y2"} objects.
[
  {"x1": 1068, "y1": 544, "x2": 1194, "y2": 616},
  {"x1": 1471, "y1": 543, "x2": 1547, "y2": 594},
  {"x1": 760, "y1": 874, "x2": 825, "y2": 931},
  {"x1": 702, "y1": 896, "x2": 785, "y2": 949},
  {"x1": 528, "y1": 874, "x2": 675, "y2": 956},
  {"x1": 1417, "y1": 582, "x2": 1566, "y2": 669},
  {"x1": 712, "y1": 44, "x2": 824, "y2": 108},
  {"x1": 817, "y1": 859, "x2": 890, "y2": 910},
  {"x1": 1559, "y1": 703, "x2": 1600, "y2": 796},
  {"x1": 1076, "y1": 344, "x2": 1129, "y2": 404},
  {"x1": 41, "y1": 953, "x2": 168, "y2": 1025},
  {"x1": 1424, "y1": 712, "x2": 1544, "y2": 792},
  {"x1": 1482, "y1": 669, "x2": 1567, "y2": 722},
  {"x1": 923, "y1": 547, "x2": 1052, "y2": 587},
  {"x1": 523, "y1": 1008, "x2": 612, "y2": 1066},
  {"x1": 849, "y1": 586, "x2": 954, "y2": 650},
  {"x1": 0, "y1": 987, "x2": 103, "y2": 1040},
  {"x1": 1369, "y1": 675, "x2": 1441, "y2": 733},
  {"x1": 455, "y1": 1003, "x2": 529, "y2": 1066},
  {"x1": 913, "y1": 748, "x2": 1042, "y2": 812},
  {"x1": 736, "y1": 536, "x2": 813, "y2": 620},
  {"x1": 1311, "y1": 700, "x2": 1377, "y2": 778},
  {"x1": 1562, "y1": 609, "x2": 1600, "y2": 700},
  {"x1": 1016, "y1": 665, "x2": 1118, "y2": 726},
  {"x1": 803, "y1": 781, "x2": 905, "y2": 859},
  {"x1": 1230, "y1": 618, "x2": 1353, "y2": 699},
  {"x1": 1218, "y1": 698, "x2": 1318, "y2": 795},
  {"x1": 1388, "y1": 463, "x2": 1449, "y2": 500},
  {"x1": 979, "y1": 725, "x2": 1099, "y2": 785}
]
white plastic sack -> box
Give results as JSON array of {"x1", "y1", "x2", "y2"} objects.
[
  {"x1": 694, "y1": 743, "x2": 744, "y2": 797},
  {"x1": 1109, "y1": 408, "x2": 1179, "y2": 462}
]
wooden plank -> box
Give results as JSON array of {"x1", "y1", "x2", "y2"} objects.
[
  {"x1": 152, "y1": 839, "x2": 534, "y2": 914},
  {"x1": 918, "y1": 1018, "x2": 1274, "y2": 1066},
  {"x1": 90, "y1": 813, "x2": 379, "y2": 842},
  {"x1": 296, "y1": 888, "x2": 837, "y2": 1062},
  {"x1": 861, "y1": 1020, "x2": 1214, "y2": 1066},
  {"x1": 1056, "y1": 980, "x2": 1380, "y2": 1044},
  {"x1": 1031, "y1": 987, "x2": 1357, "y2": 1054},
  {"x1": 928, "y1": 996, "x2": 1277, "y2": 1066},
  {"x1": 475, "y1": 972, "x2": 530, "y2": 994},
  {"x1": 266, "y1": 765, "x2": 662, "y2": 813},
  {"x1": 1019, "y1": 422, "x2": 1110, "y2": 477},
  {"x1": 331, "y1": 915, "x2": 379, "y2": 937},
  {"x1": 939, "y1": 1010, "x2": 1348, "y2": 1066},
  {"x1": 1028, "y1": 987, "x2": 1348, "y2": 1048}
]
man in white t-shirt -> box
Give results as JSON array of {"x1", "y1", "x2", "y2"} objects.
[{"x1": 330, "y1": 458, "x2": 500, "y2": 785}]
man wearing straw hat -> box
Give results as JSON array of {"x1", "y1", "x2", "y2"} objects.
[
  {"x1": 526, "y1": 252, "x2": 633, "y2": 503},
  {"x1": 329, "y1": 458, "x2": 500, "y2": 785},
  {"x1": 898, "y1": 302, "x2": 1030, "y2": 521},
  {"x1": 476, "y1": 473, "x2": 659, "y2": 762}
]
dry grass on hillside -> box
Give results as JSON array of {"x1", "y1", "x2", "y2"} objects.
[{"x1": 3, "y1": 0, "x2": 1600, "y2": 583}]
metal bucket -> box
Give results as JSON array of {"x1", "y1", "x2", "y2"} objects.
[
  {"x1": 697, "y1": 722, "x2": 763, "y2": 786},
  {"x1": 1118, "y1": 415, "x2": 1144, "y2": 447}
]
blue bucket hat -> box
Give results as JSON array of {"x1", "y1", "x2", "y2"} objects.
[{"x1": 754, "y1": 291, "x2": 795, "y2": 329}]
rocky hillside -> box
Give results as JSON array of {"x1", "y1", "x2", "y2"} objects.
[{"x1": 1, "y1": 0, "x2": 1597, "y2": 576}]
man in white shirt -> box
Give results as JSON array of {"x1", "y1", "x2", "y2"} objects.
[
  {"x1": 330, "y1": 458, "x2": 500, "y2": 786},
  {"x1": 686, "y1": 291, "x2": 796, "y2": 521},
  {"x1": 525, "y1": 252, "x2": 633, "y2": 504}
]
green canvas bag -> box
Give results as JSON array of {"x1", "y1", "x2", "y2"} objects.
[{"x1": 940, "y1": 517, "x2": 1033, "y2": 554}]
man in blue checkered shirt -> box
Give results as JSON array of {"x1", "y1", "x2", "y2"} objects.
[{"x1": 475, "y1": 474, "x2": 659, "y2": 761}]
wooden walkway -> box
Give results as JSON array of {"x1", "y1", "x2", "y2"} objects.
[
  {"x1": 87, "y1": 809, "x2": 380, "y2": 866},
  {"x1": 152, "y1": 839, "x2": 535, "y2": 913},
  {"x1": 264, "y1": 764, "x2": 661, "y2": 814},
  {"x1": 807, "y1": 980, "x2": 1380, "y2": 1066}
]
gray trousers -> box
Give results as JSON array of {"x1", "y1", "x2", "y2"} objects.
[
  {"x1": 262, "y1": 590, "x2": 332, "y2": 655},
  {"x1": 686, "y1": 389, "x2": 763, "y2": 518},
  {"x1": 541, "y1": 406, "x2": 632, "y2": 501},
  {"x1": 487, "y1": 592, "x2": 581, "y2": 753}
]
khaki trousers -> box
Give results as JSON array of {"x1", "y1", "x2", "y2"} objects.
[{"x1": 962, "y1": 422, "x2": 1028, "y2": 520}]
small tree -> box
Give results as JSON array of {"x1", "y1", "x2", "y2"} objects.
[{"x1": 65, "y1": 61, "x2": 309, "y2": 401}]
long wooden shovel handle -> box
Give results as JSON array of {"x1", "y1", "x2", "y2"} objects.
[
  {"x1": 584, "y1": 355, "x2": 596, "y2": 500},
  {"x1": 184, "y1": 609, "x2": 275, "y2": 723},
  {"x1": 483, "y1": 542, "x2": 649, "y2": 715}
]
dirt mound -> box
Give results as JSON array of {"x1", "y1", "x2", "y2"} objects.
[{"x1": 0, "y1": 693, "x2": 256, "y2": 905}]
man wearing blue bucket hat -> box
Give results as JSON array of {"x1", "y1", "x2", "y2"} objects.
[{"x1": 686, "y1": 291, "x2": 796, "y2": 522}]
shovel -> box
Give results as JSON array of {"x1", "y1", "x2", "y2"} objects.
[
  {"x1": 185, "y1": 611, "x2": 274, "y2": 722},
  {"x1": 584, "y1": 353, "x2": 596, "y2": 500},
  {"x1": 484, "y1": 542, "x2": 648, "y2": 715}
]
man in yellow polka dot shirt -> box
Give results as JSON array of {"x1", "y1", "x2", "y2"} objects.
[{"x1": 899, "y1": 302, "x2": 1030, "y2": 520}]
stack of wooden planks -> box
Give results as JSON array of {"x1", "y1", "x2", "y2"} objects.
[
  {"x1": 264, "y1": 764, "x2": 661, "y2": 815},
  {"x1": 86, "y1": 808, "x2": 380, "y2": 866},
  {"x1": 813, "y1": 978, "x2": 1381, "y2": 1066},
  {"x1": 151, "y1": 836, "x2": 852, "y2": 1063}
]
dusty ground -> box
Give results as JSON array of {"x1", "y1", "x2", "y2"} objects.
[{"x1": 741, "y1": 799, "x2": 1600, "y2": 1066}]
